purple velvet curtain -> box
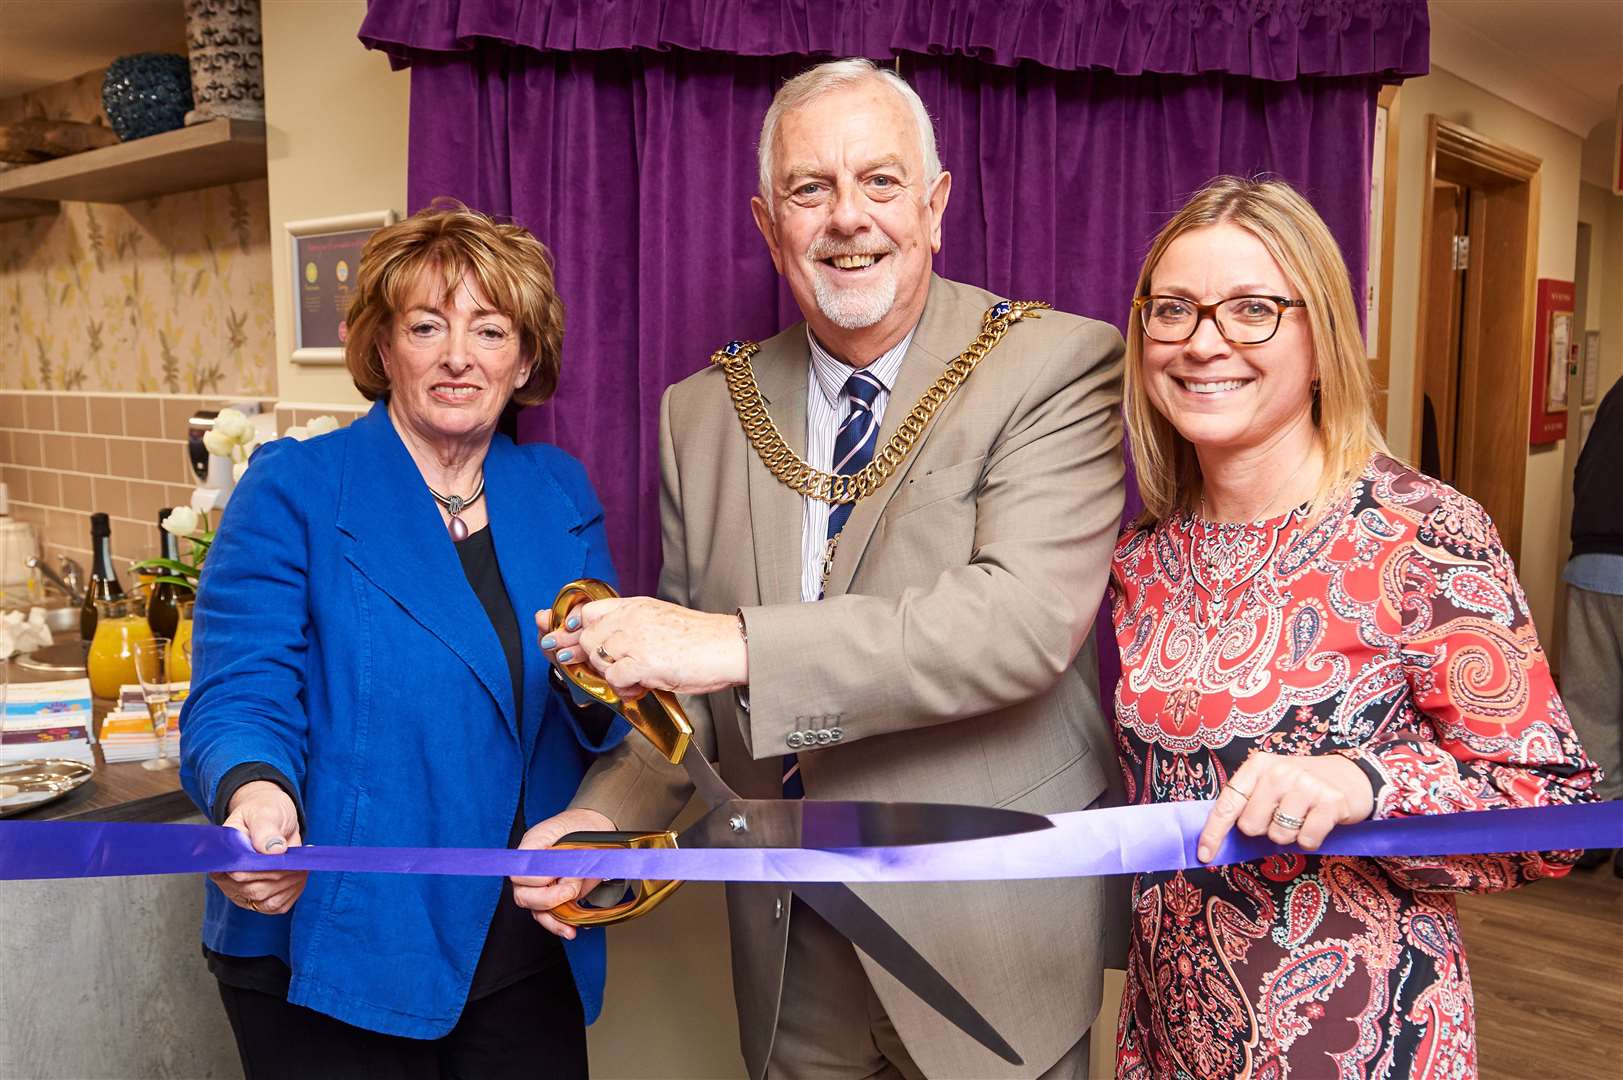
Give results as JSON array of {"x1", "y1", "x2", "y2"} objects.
[{"x1": 358, "y1": 0, "x2": 1427, "y2": 698}]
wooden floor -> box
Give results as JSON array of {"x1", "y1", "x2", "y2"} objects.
[{"x1": 1458, "y1": 860, "x2": 1623, "y2": 1079}]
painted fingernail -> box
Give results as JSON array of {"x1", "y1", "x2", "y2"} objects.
[
  {"x1": 557, "y1": 649, "x2": 574, "y2": 663},
  {"x1": 541, "y1": 635, "x2": 557, "y2": 650},
  {"x1": 566, "y1": 615, "x2": 581, "y2": 632}
]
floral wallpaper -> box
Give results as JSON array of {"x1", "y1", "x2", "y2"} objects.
[{"x1": 0, "y1": 68, "x2": 275, "y2": 395}]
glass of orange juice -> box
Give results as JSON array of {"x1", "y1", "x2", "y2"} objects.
[
  {"x1": 87, "y1": 597, "x2": 153, "y2": 701},
  {"x1": 171, "y1": 600, "x2": 194, "y2": 685}
]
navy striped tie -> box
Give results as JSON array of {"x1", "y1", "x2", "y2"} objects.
[{"x1": 784, "y1": 370, "x2": 884, "y2": 798}]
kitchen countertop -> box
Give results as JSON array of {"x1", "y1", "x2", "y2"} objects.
[{"x1": 5, "y1": 647, "x2": 197, "y2": 824}]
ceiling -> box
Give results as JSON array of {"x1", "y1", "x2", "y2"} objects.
[
  {"x1": 1430, "y1": 0, "x2": 1622, "y2": 136},
  {"x1": 0, "y1": 1, "x2": 187, "y2": 99}
]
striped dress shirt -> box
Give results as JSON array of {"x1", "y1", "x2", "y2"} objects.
[{"x1": 799, "y1": 325, "x2": 918, "y2": 602}]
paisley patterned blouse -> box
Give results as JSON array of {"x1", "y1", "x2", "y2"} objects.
[{"x1": 1108, "y1": 455, "x2": 1596, "y2": 1080}]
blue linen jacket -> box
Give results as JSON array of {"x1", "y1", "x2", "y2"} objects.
[{"x1": 179, "y1": 401, "x2": 625, "y2": 1037}]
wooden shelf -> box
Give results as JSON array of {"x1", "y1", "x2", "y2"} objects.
[
  {"x1": 0, "y1": 118, "x2": 265, "y2": 218},
  {"x1": 0, "y1": 196, "x2": 57, "y2": 223}
]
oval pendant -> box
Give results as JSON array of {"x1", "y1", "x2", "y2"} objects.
[{"x1": 448, "y1": 514, "x2": 470, "y2": 541}]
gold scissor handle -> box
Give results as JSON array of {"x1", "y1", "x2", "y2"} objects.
[
  {"x1": 549, "y1": 830, "x2": 683, "y2": 926},
  {"x1": 548, "y1": 580, "x2": 697, "y2": 927},
  {"x1": 550, "y1": 579, "x2": 695, "y2": 765}
]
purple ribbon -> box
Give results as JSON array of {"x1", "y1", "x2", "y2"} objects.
[{"x1": 2, "y1": 800, "x2": 1618, "y2": 883}]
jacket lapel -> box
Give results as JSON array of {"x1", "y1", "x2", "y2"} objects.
[
  {"x1": 484, "y1": 436, "x2": 587, "y2": 759},
  {"x1": 744, "y1": 331, "x2": 811, "y2": 606},
  {"x1": 824, "y1": 275, "x2": 979, "y2": 596},
  {"x1": 335, "y1": 403, "x2": 520, "y2": 740}
]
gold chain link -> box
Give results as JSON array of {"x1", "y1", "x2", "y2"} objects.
[{"x1": 709, "y1": 300, "x2": 1051, "y2": 505}]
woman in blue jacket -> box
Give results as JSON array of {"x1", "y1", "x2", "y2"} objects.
[{"x1": 180, "y1": 203, "x2": 623, "y2": 1078}]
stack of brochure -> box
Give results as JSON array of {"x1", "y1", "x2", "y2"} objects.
[
  {"x1": 1, "y1": 677, "x2": 95, "y2": 765},
  {"x1": 99, "y1": 684, "x2": 186, "y2": 763}
]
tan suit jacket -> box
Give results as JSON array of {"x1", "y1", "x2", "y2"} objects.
[{"x1": 574, "y1": 275, "x2": 1126, "y2": 1078}]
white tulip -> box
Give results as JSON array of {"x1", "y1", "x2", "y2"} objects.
[
  {"x1": 212, "y1": 408, "x2": 255, "y2": 444},
  {"x1": 203, "y1": 427, "x2": 234, "y2": 457},
  {"x1": 163, "y1": 506, "x2": 203, "y2": 537},
  {"x1": 306, "y1": 415, "x2": 339, "y2": 436}
]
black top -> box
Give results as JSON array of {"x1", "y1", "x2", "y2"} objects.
[
  {"x1": 455, "y1": 524, "x2": 566, "y2": 999},
  {"x1": 1572, "y1": 376, "x2": 1623, "y2": 558},
  {"x1": 208, "y1": 524, "x2": 564, "y2": 1003}
]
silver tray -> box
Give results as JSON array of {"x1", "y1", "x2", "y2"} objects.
[{"x1": 0, "y1": 758, "x2": 95, "y2": 817}]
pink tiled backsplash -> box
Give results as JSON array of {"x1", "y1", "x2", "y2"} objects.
[{"x1": 0, "y1": 392, "x2": 364, "y2": 581}]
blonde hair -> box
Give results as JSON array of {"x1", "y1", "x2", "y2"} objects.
[
  {"x1": 757, "y1": 58, "x2": 941, "y2": 210},
  {"x1": 344, "y1": 199, "x2": 565, "y2": 406},
  {"x1": 1123, "y1": 176, "x2": 1389, "y2": 521}
]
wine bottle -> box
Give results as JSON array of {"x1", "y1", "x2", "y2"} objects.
[
  {"x1": 80, "y1": 512, "x2": 126, "y2": 642},
  {"x1": 146, "y1": 508, "x2": 192, "y2": 640}
]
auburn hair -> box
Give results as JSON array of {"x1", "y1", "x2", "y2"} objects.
[{"x1": 343, "y1": 199, "x2": 565, "y2": 406}]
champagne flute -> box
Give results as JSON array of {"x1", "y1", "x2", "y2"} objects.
[{"x1": 133, "y1": 638, "x2": 175, "y2": 771}]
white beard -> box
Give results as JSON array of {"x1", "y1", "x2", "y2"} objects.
[{"x1": 811, "y1": 261, "x2": 898, "y2": 330}]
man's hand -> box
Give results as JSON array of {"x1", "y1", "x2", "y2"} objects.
[
  {"x1": 537, "y1": 597, "x2": 747, "y2": 698},
  {"x1": 210, "y1": 780, "x2": 307, "y2": 916},
  {"x1": 511, "y1": 807, "x2": 617, "y2": 940}
]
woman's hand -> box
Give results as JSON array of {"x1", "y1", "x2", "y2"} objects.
[
  {"x1": 210, "y1": 780, "x2": 308, "y2": 915},
  {"x1": 1197, "y1": 752, "x2": 1375, "y2": 862},
  {"x1": 511, "y1": 807, "x2": 616, "y2": 940}
]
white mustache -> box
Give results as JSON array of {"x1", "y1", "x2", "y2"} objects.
[{"x1": 805, "y1": 238, "x2": 897, "y2": 261}]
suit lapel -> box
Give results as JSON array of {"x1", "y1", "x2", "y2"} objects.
[
  {"x1": 825, "y1": 276, "x2": 981, "y2": 596},
  {"x1": 744, "y1": 331, "x2": 811, "y2": 606},
  {"x1": 335, "y1": 403, "x2": 520, "y2": 740}
]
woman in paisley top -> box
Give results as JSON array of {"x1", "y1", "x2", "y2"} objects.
[{"x1": 1109, "y1": 177, "x2": 1597, "y2": 1079}]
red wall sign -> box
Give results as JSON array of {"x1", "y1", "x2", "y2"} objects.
[{"x1": 1529, "y1": 278, "x2": 1573, "y2": 446}]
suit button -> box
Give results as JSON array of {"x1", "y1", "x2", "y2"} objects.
[
  {"x1": 816, "y1": 729, "x2": 833, "y2": 745},
  {"x1": 829, "y1": 727, "x2": 844, "y2": 742},
  {"x1": 774, "y1": 897, "x2": 784, "y2": 920},
  {"x1": 787, "y1": 731, "x2": 804, "y2": 749}
]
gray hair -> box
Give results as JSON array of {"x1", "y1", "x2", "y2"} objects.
[{"x1": 756, "y1": 58, "x2": 942, "y2": 212}]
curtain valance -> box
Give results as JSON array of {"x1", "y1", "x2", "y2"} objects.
[{"x1": 360, "y1": 0, "x2": 1427, "y2": 81}]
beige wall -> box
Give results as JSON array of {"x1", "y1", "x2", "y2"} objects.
[
  {"x1": 1383, "y1": 65, "x2": 1621, "y2": 640},
  {"x1": 262, "y1": 0, "x2": 407, "y2": 410},
  {"x1": 1577, "y1": 179, "x2": 1623, "y2": 410}
]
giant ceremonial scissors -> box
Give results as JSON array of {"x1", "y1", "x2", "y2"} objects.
[{"x1": 546, "y1": 579, "x2": 1045, "y2": 1065}]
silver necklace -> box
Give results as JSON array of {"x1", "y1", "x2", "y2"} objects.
[
  {"x1": 1198, "y1": 454, "x2": 1314, "y2": 526},
  {"x1": 427, "y1": 475, "x2": 485, "y2": 541}
]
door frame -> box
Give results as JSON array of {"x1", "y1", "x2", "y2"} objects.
[{"x1": 1409, "y1": 117, "x2": 1542, "y2": 561}]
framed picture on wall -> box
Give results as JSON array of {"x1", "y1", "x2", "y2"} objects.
[
  {"x1": 287, "y1": 211, "x2": 397, "y2": 365},
  {"x1": 1583, "y1": 330, "x2": 1602, "y2": 405}
]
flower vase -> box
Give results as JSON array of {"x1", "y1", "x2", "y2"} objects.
[{"x1": 182, "y1": 0, "x2": 266, "y2": 125}]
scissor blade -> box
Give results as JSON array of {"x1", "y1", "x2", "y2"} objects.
[
  {"x1": 794, "y1": 882, "x2": 1023, "y2": 1066},
  {"x1": 796, "y1": 799, "x2": 1051, "y2": 848},
  {"x1": 679, "y1": 798, "x2": 1049, "y2": 849}
]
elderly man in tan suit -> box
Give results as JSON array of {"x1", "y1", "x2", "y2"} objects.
[{"x1": 523, "y1": 59, "x2": 1126, "y2": 1079}]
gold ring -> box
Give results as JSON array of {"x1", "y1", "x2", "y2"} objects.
[
  {"x1": 1224, "y1": 781, "x2": 1254, "y2": 800},
  {"x1": 1272, "y1": 810, "x2": 1306, "y2": 831},
  {"x1": 595, "y1": 644, "x2": 615, "y2": 663},
  {"x1": 247, "y1": 899, "x2": 262, "y2": 913}
]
